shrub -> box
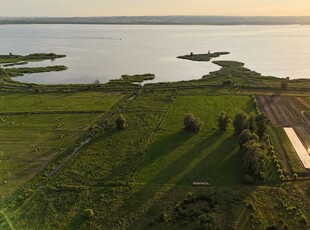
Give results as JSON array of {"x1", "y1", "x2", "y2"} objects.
[
  {"x1": 280, "y1": 174, "x2": 285, "y2": 180},
  {"x1": 84, "y1": 208, "x2": 94, "y2": 218},
  {"x1": 277, "y1": 169, "x2": 283, "y2": 175},
  {"x1": 158, "y1": 212, "x2": 170, "y2": 223},
  {"x1": 183, "y1": 113, "x2": 203, "y2": 132},
  {"x1": 185, "y1": 192, "x2": 196, "y2": 203},
  {"x1": 217, "y1": 112, "x2": 231, "y2": 131},
  {"x1": 222, "y1": 79, "x2": 233, "y2": 85},
  {"x1": 293, "y1": 173, "x2": 298, "y2": 179},
  {"x1": 116, "y1": 114, "x2": 127, "y2": 130},
  {"x1": 281, "y1": 80, "x2": 288, "y2": 89}
]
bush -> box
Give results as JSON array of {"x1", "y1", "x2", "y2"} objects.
[
  {"x1": 183, "y1": 113, "x2": 203, "y2": 132},
  {"x1": 243, "y1": 174, "x2": 254, "y2": 185},
  {"x1": 84, "y1": 208, "x2": 94, "y2": 218},
  {"x1": 293, "y1": 173, "x2": 298, "y2": 179},
  {"x1": 222, "y1": 79, "x2": 233, "y2": 85},
  {"x1": 158, "y1": 212, "x2": 170, "y2": 223},
  {"x1": 217, "y1": 112, "x2": 231, "y2": 131},
  {"x1": 277, "y1": 169, "x2": 283, "y2": 175},
  {"x1": 116, "y1": 114, "x2": 127, "y2": 130}
]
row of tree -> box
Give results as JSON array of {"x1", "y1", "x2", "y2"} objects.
[
  {"x1": 183, "y1": 110, "x2": 270, "y2": 183},
  {"x1": 234, "y1": 112, "x2": 270, "y2": 182}
]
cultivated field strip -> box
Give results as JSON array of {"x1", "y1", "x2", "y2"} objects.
[
  {"x1": 257, "y1": 96, "x2": 310, "y2": 150},
  {"x1": 284, "y1": 127, "x2": 310, "y2": 169}
]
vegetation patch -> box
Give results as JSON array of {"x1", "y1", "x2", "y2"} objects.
[
  {"x1": 110, "y1": 73, "x2": 155, "y2": 84},
  {"x1": 177, "y1": 51, "x2": 229, "y2": 62},
  {"x1": 4, "y1": 66, "x2": 68, "y2": 77},
  {"x1": 0, "y1": 53, "x2": 66, "y2": 64}
]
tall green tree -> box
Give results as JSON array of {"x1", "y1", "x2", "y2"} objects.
[
  {"x1": 116, "y1": 114, "x2": 127, "y2": 130},
  {"x1": 247, "y1": 112, "x2": 257, "y2": 132},
  {"x1": 233, "y1": 112, "x2": 248, "y2": 134},
  {"x1": 217, "y1": 112, "x2": 231, "y2": 131},
  {"x1": 243, "y1": 140, "x2": 266, "y2": 177},
  {"x1": 239, "y1": 129, "x2": 259, "y2": 148},
  {"x1": 183, "y1": 113, "x2": 203, "y2": 132},
  {"x1": 256, "y1": 112, "x2": 269, "y2": 138}
]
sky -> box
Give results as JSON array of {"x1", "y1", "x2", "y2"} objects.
[{"x1": 1, "y1": 0, "x2": 310, "y2": 17}]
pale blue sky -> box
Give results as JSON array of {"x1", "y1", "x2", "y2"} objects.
[{"x1": 1, "y1": 0, "x2": 309, "y2": 17}]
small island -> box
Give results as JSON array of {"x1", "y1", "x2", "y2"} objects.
[{"x1": 177, "y1": 51, "x2": 230, "y2": 62}]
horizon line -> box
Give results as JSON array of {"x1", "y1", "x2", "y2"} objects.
[{"x1": 2, "y1": 15, "x2": 310, "y2": 18}]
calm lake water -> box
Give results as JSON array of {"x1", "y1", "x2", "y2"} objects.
[{"x1": 0, "y1": 24, "x2": 310, "y2": 84}]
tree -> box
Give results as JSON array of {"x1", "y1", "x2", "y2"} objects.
[
  {"x1": 116, "y1": 114, "x2": 127, "y2": 130},
  {"x1": 183, "y1": 113, "x2": 203, "y2": 132},
  {"x1": 93, "y1": 79, "x2": 100, "y2": 85},
  {"x1": 217, "y1": 112, "x2": 231, "y2": 131},
  {"x1": 247, "y1": 112, "x2": 257, "y2": 132},
  {"x1": 281, "y1": 79, "x2": 288, "y2": 89},
  {"x1": 239, "y1": 129, "x2": 259, "y2": 148},
  {"x1": 233, "y1": 112, "x2": 248, "y2": 134},
  {"x1": 243, "y1": 140, "x2": 266, "y2": 177},
  {"x1": 256, "y1": 112, "x2": 269, "y2": 138}
]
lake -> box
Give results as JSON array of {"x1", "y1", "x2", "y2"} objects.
[{"x1": 0, "y1": 24, "x2": 310, "y2": 84}]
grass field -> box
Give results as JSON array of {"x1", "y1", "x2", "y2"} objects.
[
  {"x1": 2, "y1": 55, "x2": 310, "y2": 229},
  {"x1": 0, "y1": 91, "x2": 124, "y2": 203},
  {"x1": 0, "y1": 91, "x2": 124, "y2": 112},
  {"x1": 137, "y1": 94, "x2": 261, "y2": 186},
  {"x1": 0, "y1": 91, "x2": 282, "y2": 230},
  {"x1": 1, "y1": 89, "x2": 175, "y2": 229}
]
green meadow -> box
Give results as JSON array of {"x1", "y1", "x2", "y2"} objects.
[
  {"x1": 0, "y1": 91, "x2": 124, "y2": 203},
  {"x1": 1, "y1": 52, "x2": 310, "y2": 230}
]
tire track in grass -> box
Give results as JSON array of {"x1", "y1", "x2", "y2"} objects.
[{"x1": 0, "y1": 211, "x2": 15, "y2": 230}]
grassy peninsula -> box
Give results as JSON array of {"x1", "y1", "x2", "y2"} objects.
[
  {"x1": 0, "y1": 53, "x2": 66, "y2": 64},
  {"x1": 0, "y1": 52, "x2": 310, "y2": 230}
]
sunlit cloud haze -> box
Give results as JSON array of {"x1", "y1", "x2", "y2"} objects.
[{"x1": 1, "y1": 0, "x2": 310, "y2": 17}]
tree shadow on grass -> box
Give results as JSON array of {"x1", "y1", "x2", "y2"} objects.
[
  {"x1": 142, "y1": 131, "x2": 245, "y2": 186},
  {"x1": 176, "y1": 134, "x2": 244, "y2": 186},
  {"x1": 104, "y1": 131, "x2": 254, "y2": 229},
  {"x1": 144, "y1": 130, "x2": 224, "y2": 185},
  {"x1": 136, "y1": 129, "x2": 194, "y2": 176}
]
